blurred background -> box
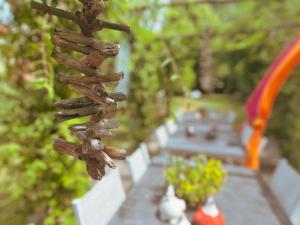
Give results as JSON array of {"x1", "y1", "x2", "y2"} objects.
[{"x1": 0, "y1": 0, "x2": 300, "y2": 224}]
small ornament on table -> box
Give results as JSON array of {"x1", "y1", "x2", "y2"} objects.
[
  {"x1": 205, "y1": 125, "x2": 218, "y2": 140},
  {"x1": 159, "y1": 185, "x2": 191, "y2": 225},
  {"x1": 185, "y1": 125, "x2": 196, "y2": 137},
  {"x1": 194, "y1": 197, "x2": 225, "y2": 225}
]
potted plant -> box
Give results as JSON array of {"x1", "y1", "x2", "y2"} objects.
[{"x1": 165, "y1": 155, "x2": 227, "y2": 225}]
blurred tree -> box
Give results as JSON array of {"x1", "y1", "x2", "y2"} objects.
[
  {"x1": 146, "y1": 0, "x2": 300, "y2": 169},
  {"x1": 200, "y1": 27, "x2": 214, "y2": 93}
]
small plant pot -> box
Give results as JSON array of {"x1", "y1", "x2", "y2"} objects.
[
  {"x1": 164, "y1": 155, "x2": 228, "y2": 224},
  {"x1": 193, "y1": 197, "x2": 225, "y2": 225}
]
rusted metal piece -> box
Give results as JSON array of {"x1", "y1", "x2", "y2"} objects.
[{"x1": 32, "y1": 0, "x2": 129, "y2": 180}]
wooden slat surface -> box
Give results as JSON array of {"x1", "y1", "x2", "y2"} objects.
[{"x1": 109, "y1": 157, "x2": 292, "y2": 225}]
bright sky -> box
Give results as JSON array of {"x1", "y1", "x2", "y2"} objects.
[
  {"x1": 0, "y1": 0, "x2": 13, "y2": 24},
  {"x1": 153, "y1": 0, "x2": 170, "y2": 32}
]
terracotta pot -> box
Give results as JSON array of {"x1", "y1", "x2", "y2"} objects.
[{"x1": 193, "y1": 197, "x2": 225, "y2": 225}]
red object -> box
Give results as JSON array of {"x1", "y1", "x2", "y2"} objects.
[
  {"x1": 194, "y1": 207, "x2": 226, "y2": 225},
  {"x1": 243, "y1": 37, "x2": 300, "y2": 170},
  {"x1": 245, "y1": 39, "x2": 296, "y2": 124}
]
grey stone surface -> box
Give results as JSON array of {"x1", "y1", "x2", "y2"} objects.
[
  {"x1": 127, "y1": 147, "x2": 149, "y2": 184},
  {"x1": 73, "y1": 169, "x2": 126, "y2": 225},
  {"x1": 109, "y1": 160, "x2": 290, "y2": 225},
  {"x1": 140, "y1": 143, "x2": 151, "y2": 166},
  {"x1": 114, "y1": 160, "x2": 133, "y2": 192},
  {"x1": 166, "y1": 123, "x2": 244, "y2": 159},
  {"x1": 155, "y1": 125, "x2": 169, "y2": 149},
  {"x1": 271, "y1": 159, "x2": 300, "y2": 224}
]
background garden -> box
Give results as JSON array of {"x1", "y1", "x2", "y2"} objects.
[{"x1": 0, "y1": 0, "x2": 300, "y2": 224}]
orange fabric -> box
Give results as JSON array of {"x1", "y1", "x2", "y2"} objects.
[
  {"x1": 246, "y1": 38, "x2": 300, "y2": 170},
  {"x1": 194, "y1": 208, "x2": 226, "y2": 225},
  {"x1": 259, "y1": 40, "x2": 300, "y2": 120},
  {"x1": 245, "y1": 128, "x2": 262, "y2": 170},
  {"x1": 245, "y1": 118, "x2": 265, "y2": 169}
]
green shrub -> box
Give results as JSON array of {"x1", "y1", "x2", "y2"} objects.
[{"x1": 165, "y1": 155, "x2": 227, "y2": 207}]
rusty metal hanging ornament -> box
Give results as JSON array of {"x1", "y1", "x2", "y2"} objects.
[{"x1": 31, "y1": 0, "x2": 130, "y2": 180}]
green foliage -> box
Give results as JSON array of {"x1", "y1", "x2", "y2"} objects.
[
  {"x1": 165, "y1": 155, "x2": 227, "y2": 207},
  {"x1": 83, "y1": 0, "x2": 300, "y2": 194},
  {"x1": 0, "y1": 1, "x2": 90, "y2": 224}
]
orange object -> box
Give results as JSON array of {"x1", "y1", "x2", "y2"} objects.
[
  {"x1": 245, "y1": 37, "x2": 300, "y2": 170},
  {"x1": 194, "y1": 207, "x2": 225, "y2": 225}
]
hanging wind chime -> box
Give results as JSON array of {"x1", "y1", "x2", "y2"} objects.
[{"x1": 31, "y1": 0, "x2": 130, "y2": 180}]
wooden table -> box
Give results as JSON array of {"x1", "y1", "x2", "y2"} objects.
[
  {"x1": 109, "y1": 156, "x2": 291, "y2": 225},
  {"x1": 166, "y1": 122, "x2": 245, "y2": 164}
]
